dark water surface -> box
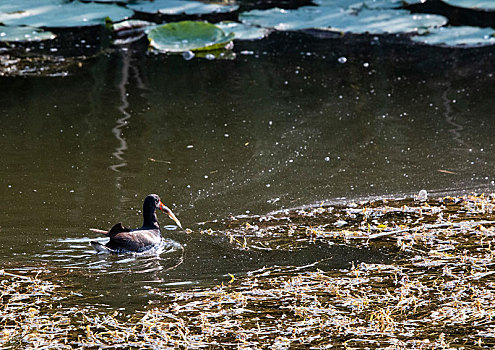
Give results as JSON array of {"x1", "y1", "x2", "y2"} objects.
[{"x1": 1, "y1": 32, "x2": 494, "y2": 309}]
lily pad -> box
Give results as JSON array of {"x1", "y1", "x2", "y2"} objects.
[
  {"x1": 315, "y1": 0, "x2": 406, "y2": 10},
  {"x1": 217, "y1": 21, "x2": 271, "y2": 41},
  {"x1": 0, "y1": 0, "x2": 63, "y2": 13},
  {"x1": 328, "y1": 9, "x2": 448, "y2": 34},
  {"x1": 411, "y1": 25, "x2": 495, "y2": 47},
  {"x1": 128, "y1": 0, "x2": 239, "y2": 16},
  {"x1": 443, "y1": 0, "x2": 495, "y2": 11},
  {"x1": 0, "y1": 26, "x2": 56, "y2": 42},
  {"x1": 86, "y1": 0, "x2": 131, "y2": 2},
  {"x1": 313, "y1": 0, "x2": 360, "y2": 8},
  {"x1": 239, "y1": 6, "x2": 447, "y2": 34},
  {"x1": 240, "y1": 7, "x2": 346, "y2": 31},
  {"x1": 147, "y1": 21, "x2": 235, "y2": 52},
  {"x1": 0, "y1": 0, "x2": 133, "y2": 28}
]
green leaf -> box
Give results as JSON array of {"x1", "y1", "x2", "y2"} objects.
[
  {"x1": 240, "y1": 7, "x2": 344, "y2": 31},
  {"x1": 216, "y1": 21, "x2": 271, "y2": 41},
  {"x1": 148, "y1": 21, "x2": 235, "y2": 52},
  {"x1": 128, "y1": 0, "x2": 238, "y2": 15},
  {"x1": 443, "y1": 0, "x2": 495, "y2": 11},
  {"x1": 327, "y1": 9, "x2": 448, "y2": 34},
  {"x1": 0, "y1": 0, "x2": 133, "y2": 28},
  {"x1": 411, "y1": 26, "x2": 495, "y2": 47},
  {"x1": 239, "y1": 7, "x2": 447, "y2": 34},
  {"x1": 315, "y1": 0, "x2": 406, "y2": 10},
  {"x1": 0, "y1": 26, "x2": 56, "y2": 42}
]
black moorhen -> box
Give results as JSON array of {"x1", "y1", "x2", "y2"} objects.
[{"x1": 90, "y1": 194, "x2": 182, "y2": 253}]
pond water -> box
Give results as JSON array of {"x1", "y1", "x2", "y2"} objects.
[{"x1": 1, "y1": 32, "x2": 494, "y2": 312}]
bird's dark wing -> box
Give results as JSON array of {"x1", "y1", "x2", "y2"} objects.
[
  {"x1": 106, "y1": 229, "x2": 161, "y2": 252},
  {"x1": 89, "y1": 223, "x2": 130, "y2": 237},
  {"x1": 108, "y1": 223, "x2": 131, "y2": 236}
]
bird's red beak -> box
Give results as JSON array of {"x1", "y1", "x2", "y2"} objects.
[{"x1": 159, "y1": 201, "x2": 183, "y2": 229}]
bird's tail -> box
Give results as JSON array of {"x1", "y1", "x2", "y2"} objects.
[{"x1": 90, "y1": 241, "x2": 111, "y2": 254}]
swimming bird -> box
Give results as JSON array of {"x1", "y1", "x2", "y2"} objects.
[{"x1": 90, "y1": 194, "x2": 182, "y2": 253}]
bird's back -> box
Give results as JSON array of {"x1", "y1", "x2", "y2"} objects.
[{"x1": 106, "y1": 225, "x2": 162, "y2": 252}]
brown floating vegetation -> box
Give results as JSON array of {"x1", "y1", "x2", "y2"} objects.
[{"x1": 2, "y1": 193, "x2": 495, "y2": 348}]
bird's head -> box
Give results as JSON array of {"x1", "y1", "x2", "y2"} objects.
[{"x1": 144, "y1": 194, "x2": 182, "y2": 229}]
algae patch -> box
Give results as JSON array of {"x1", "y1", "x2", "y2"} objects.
[{"x1": 3, "y1": 194, "x2": 495, "y2": 348}]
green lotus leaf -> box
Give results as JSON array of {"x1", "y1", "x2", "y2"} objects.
[
  {"x1": 148, "y1": 21, "x2": 235, "y2": 52},
  {"x1": 412, "y1": 25, "x2": 495, "y2": 47},
  {"x1": 240, "y1": 7, "x2": 346, "y2": 31},
  {"x1": 327, "y1": 9, "x2": 448, "y2": 34},
  {"x1": 240, "y1": 7, "x2": 447, "y2": 34},
  {"x1": 128, "y1": 0, "x2": 239, "y2": 15},
  {"x1": 0, "y1": 0, "x2": 63, "y2": 13},
  {"x1": 217, "y1": 21, "x2": 271, "y2": 41},
  {"x1": 443, "y1": 0, "x2": 495, "y2": 11},
  {"x1": 0, "y1": 25, "x2": 56, "y2": 42},
  {"x1": 0, "y1": 0, "x2": 133, "y2": 28},
  {"x1": 315, "y1": 0, "x2": 406, "y2": 10},
  {"x1": 313, "y1": 0, "x2": 358, "y2": 7},
  {"x1": 87, "y1": 0, "x2": 131, "y2": 2}
]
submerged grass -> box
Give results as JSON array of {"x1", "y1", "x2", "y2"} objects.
[{"x1": 3, "y1": 193, "x2": 495, "y2": 348}]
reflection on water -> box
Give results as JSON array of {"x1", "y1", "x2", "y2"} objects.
[
  {"x1": 45, "y1": 236, "x2": 184, "y2": 275},
  {"x1": 0, "y1": 32, "x2": 494, "y2": 309},
  {"x1": 442, "y1": 84, "x2": 468, "y2": 149},
  {"x1": 110, "y1": 49, "x2": 131, "y2": 179}
]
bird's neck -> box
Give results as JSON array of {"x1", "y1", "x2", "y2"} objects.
[{"x1": 142, "y1": 210, "x2": 159, "y2": 229}]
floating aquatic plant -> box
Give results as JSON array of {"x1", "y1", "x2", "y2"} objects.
[
  {"x1": 412, "y1": 25, "x2": 495, "y2": 47},
  {"x1": 147, "y1": 21, "x2": 235, "y2": 53},
  {"x1": 127, "y1": 0, "x2": 239, "y2": 16},
  {"x1": 239, "y1": 6, "x2": 447, "y2": 34},
  {"x1": 443, "y1": 0, "x2": 495, "y2": 11},
  {"x1": 216, "y1": 21, "x2": 271, "y2": 41},
  {"x1": 0, "y1": 0, "x2": 133, "y2": 28},
  {"x1": 239, "y1": 7, "x2": 345, "y2": 31},
  {"x1": 0, "y1": 26, "x2": 55, "y2": 42},
  {"x1": 316, "y1": 0, "x2": 412, "y2": 10},
  {"x1": 2, "y1": 194, "x2": 495, "y2": 348}
]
